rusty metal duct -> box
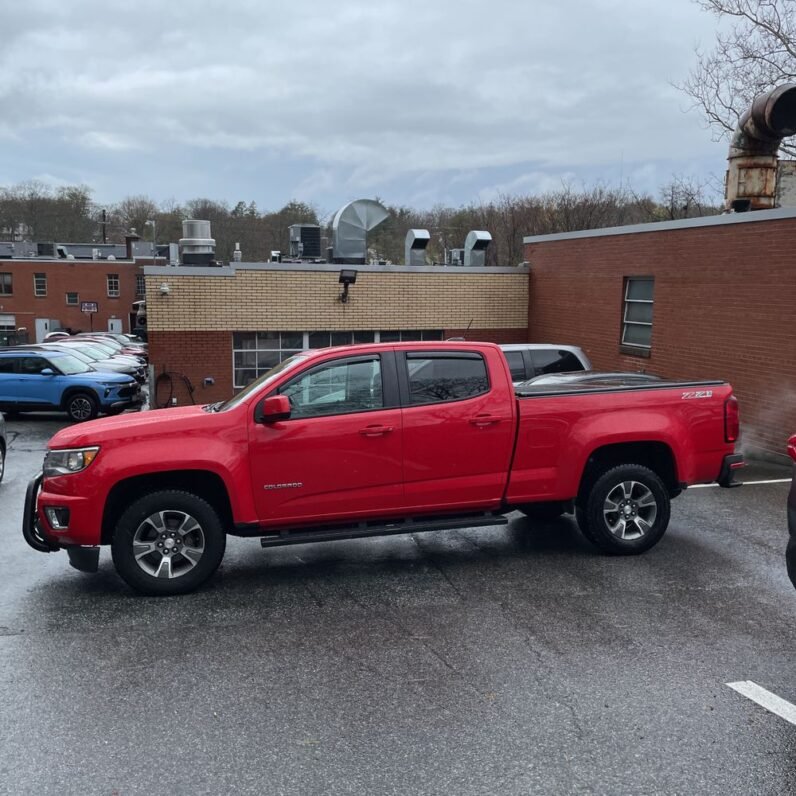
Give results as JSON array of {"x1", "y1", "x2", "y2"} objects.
[
  {"x1": 405, "y1": 229, "x2": 430, "y2": 266},
  {"x1": 330, "y1": 199, "x2": 390, "y2": 263},
  {"x1": 725, "y1": 83, "x2": 796, "y2": 212},
  {"x1": 179, "y1": 219, "x2": 216, "y2": 266},
  {"x1": 463, "y1": 230, "x2": 492, "y2": 266}
]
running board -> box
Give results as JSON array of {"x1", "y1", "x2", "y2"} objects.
[{"x1": 259, "y1": 512, "x2": 508, "y2": 548}]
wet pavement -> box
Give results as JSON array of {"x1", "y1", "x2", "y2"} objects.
[{"x1": 0, "y1": 415, "x2": 794, "y2": 795}]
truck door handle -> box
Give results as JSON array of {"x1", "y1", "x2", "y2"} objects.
[
  {"x1": 469, "y1": 414, "x2": 501, "y2": 427},
  {"x1": 359, "y1": 425, "x2": 394, "y2": 437}
]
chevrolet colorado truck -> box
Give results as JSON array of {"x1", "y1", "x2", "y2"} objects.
[{"x1": 23, "y1": 342, "x2": 743, "y2": 595}]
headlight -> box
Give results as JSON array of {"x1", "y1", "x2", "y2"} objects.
[{"x1": 43, "y1": 447, "x2": 100, "y2": 477}]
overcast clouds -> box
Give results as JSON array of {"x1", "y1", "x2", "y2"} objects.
[{"x1": 0, "y1": 0, "x2": 724, "y2": 213}]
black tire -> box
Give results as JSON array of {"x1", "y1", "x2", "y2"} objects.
[
  {"x1": 517, "y1": 502, "x2": 566, "y2": 521},
  {"x1": 577, "y1": 464, "x2": 670, "y2": 555},
  {"x1": 0, "y1": 444, "x2": 5, "y2": 484},
  {"x1": 787, "y1": 536, "x2": 796, "y2": 590},
  {"x1": 111, "y1": 490, "x2": 226, "y2": 596},
  {"x1": 65, "y1": 392, "x2": 98, "y2": 422}
]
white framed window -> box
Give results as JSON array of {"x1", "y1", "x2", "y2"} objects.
[
  {"x1": 34, "y1": 273, "x2": 47, "y2": 297},
  {"x1": 107, "y1": 273, "x2": 120, "y2": 297},
  {"x1": 66, "y1": 292, "x2": 79, "y2": 306},
  {"x1": 232, "y1": 330, "x2": 444, "y2": 389},
  {"x1": 622, "y1": 277, "x2": 654, "y2": 349},
  {"x1": 136, "y1": 274, "x2": 145, "y2": 295}
]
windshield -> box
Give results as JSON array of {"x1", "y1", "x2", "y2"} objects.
[
  {"x1": 52, "y1": 354, "x2": 92, "y2": 375},
  {"x1": 65, "y1": 344, "x2": 103, "y2": 362},
  {"x1": 88, "y1": 342, "x2": 117, "y2": 357},
  {"x1": 51, "y1": 347, "x2": 92, "y2": 364},
  {"x1": 218, "y1": 355, "x2": 307, "y2": 412}
]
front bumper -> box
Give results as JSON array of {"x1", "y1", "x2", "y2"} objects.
[
  {"x1": 22, "y1": 472, "x2": 58, "y2": 552},
  {"x1": 22, "y1": 472, "x2": 100, "y2": 572}
]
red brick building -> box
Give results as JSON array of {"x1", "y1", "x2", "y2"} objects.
[
  {"x1": 0, "y1": 257, "x2": 145, "y2": 343},
  {"x1": 524, "y1": 207, "x2": 796, "y2": 459}
]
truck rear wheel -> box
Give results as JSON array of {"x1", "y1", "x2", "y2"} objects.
[
  {"x1": 577, "y1": 464, "x2": 670, "y2": 554},
  {"x1": 111, "y1": 490, "x2": 226, "y2": 596}
]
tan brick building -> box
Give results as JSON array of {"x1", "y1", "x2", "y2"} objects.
[{"x1": 144, "y1": 262, "x2": 530, "y2": 405}]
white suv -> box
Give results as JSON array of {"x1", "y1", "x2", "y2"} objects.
[{"x1": 499, "y1": 344, "x2": 591, "y2": 385}]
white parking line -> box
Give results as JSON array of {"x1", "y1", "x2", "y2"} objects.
[
  {"x1": 727, "y1": 681, "x2": 796, "y2": 726},
  {"x1": 689, "y1": 478, "x2": 791, "y2": 489}
]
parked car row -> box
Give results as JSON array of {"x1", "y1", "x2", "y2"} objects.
[{"x1": 0, "y1": 332, "x2": 147, "y2": 422}]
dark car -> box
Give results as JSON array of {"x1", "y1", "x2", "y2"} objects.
[
  {"x1": 0, "y1": 410, "x2": 5, "y2": 484},
  {"x1": 787, "y1": 434, "x2": 796, "y2": 589}
]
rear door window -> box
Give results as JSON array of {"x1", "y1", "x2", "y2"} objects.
[
  {"x1": 531, "y1": 349, "x2": 585, "y2": 376},
  {"x1": 503, "y1": 351, "x2": 526, "y2": 382},
  {"x1": 0, "y1": 357, "x2": 17, "y2": 374},
  {"x1": 405, "y1": 353, "x2": 489, "y2": 405}
]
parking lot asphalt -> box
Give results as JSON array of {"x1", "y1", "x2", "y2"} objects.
[{"x1": 0, "y1": 416, "x2": 794, "y2": 796}]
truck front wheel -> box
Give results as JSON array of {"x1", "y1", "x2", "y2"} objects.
[
  {"x1": 111, "y1": 490, "x2": 226, "y2": 595},
  {"x1": 577, "y1": 464, "x2": 670, "y2": 555}
]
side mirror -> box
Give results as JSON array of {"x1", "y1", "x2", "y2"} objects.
[
  {"x1": 40, "y1": 368, "x2": 54, "y2": 376},
  {"x1": 260, "y1": 394, "x2": 291, "y2": 423}
]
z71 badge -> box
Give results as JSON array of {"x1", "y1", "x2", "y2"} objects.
[{"x1": 681, "y1": 390, "x2": 713, "y2": 400}]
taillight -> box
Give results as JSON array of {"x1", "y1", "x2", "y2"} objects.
[
  {"x1": 724, "y1": 395, "x2": 739, "y2": 443},
  {"x1": 788, "y1": 436, "x2": 796, "y2": 462}
]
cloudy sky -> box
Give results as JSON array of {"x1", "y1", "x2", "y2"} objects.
[{"x1": 0, "y1": 0, "x2": 726, "y2": 214}]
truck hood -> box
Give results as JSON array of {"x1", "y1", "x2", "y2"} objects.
[{"x1": 48, "y1": 405, "x2": 210, "y2": 449}]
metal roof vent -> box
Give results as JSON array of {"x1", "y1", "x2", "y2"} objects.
[
  {"x1": 463, "y1": 230, "x2": 492, "y2": 266},
  {"x1": 330, "y1": 199, "x2": 389, "y2": 263},
  {"x1": 405, "y1": 229, "x2": 430, "y2": 266},
  {"x1": 179, "y1": 219, "x2": 216, "y2": 266}
]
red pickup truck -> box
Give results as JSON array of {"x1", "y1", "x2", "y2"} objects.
[{"x1": 23, "y1": 342, "x2": 743, "y2": 595}]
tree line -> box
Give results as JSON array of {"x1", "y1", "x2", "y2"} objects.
[{"x1": 0, "y1": 176, "x2": 719, "y2": 267}]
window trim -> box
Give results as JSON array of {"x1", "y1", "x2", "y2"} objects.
[
  {"x1": 65, "y1": 292, "x2": 79, "y2": 306},
  {"x1": 260, "y1": 353, "x2": 399, "y2": 421},
  {"x1": 33, "y1": 273, "x2": 47, "y2": 297},
  {"x1": 106, "y1": 273, "x2": 120, "y2": 298},
  {"x1": 621, "y1": 276, "x2": 654, "y2": 351},
  {"x1": 135, "y1": 274, "x2": 146, "y2": 296},
  {"x1": 397, "y1": 350, "x2": 491, "y2": 408},
  {"x1": 0, "y1": 273, "x2": 12, "y2": 296}
]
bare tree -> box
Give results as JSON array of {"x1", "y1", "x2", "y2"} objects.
[{"x1": 679, "y1": 0, "x2": 796, "y2": 155}]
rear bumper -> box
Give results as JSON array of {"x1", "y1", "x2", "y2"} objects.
[{"x1": 717, "y1": 453, "x2": 745, "y2": 488}]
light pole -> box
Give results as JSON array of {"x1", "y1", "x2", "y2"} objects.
[{"x1": 144, "y1": 219, "x2": 156, "y2": 261}]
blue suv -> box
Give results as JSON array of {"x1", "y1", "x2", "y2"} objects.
[{"x1": 0, "y1": 349, "x2": 142, "y2": 422}]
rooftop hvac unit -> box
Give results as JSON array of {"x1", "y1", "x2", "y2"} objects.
[
  {"x1": 289, "y1": 224, "x2": 321, "y2": 259},
  {"x1": 447, "y1": 248, "x2": 465, "y2": 266},
  {"x1": 463, "y1": 230, "x2": 492, "y2": 267}
]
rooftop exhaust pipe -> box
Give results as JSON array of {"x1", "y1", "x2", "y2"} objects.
[
  {"x1": 405, "y1": 229, "x2": 430, "y2": 266},
  {"x1": 463, "y1": 230, "x2": 492, "y2": 266},
  {"x1": 179, "y1": 219, "x2": 216, "y2": 266},
  {"x1": 329, "y1": 199, "x2": 389, "y2": 263},
  {"x1": 725, "y1": 83, "x2": 796, "y2": 212}
]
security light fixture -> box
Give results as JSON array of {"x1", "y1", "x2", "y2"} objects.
[{"x1": 338, "y1": 269, "x2": 357, "y2": 304}]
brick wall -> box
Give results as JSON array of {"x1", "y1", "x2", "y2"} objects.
[
  {"x1": 148, "y1": 331, "x2": 233, "y2": 406},
  {"x1": 525, "y1": 215, "x2": 796, "y2": 458},
  {"x1": 0, "y1": 259, "x2": 142, "y2": 336},
  {"x1": 145, "y1": 267, "x2": 529, "y2": 332}
]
